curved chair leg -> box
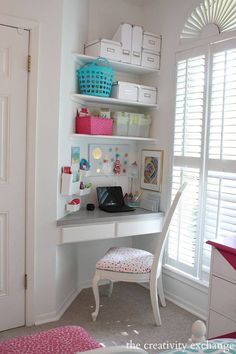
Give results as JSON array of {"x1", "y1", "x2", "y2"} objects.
[
  {"x1": 157, "y1": 275, "x2": 166, "y2": 307},
  {"x1": 92, "y1": 273, "x2": 100, "y2": 322},
  {"x1": 107, "y1": 280, "x2": 113, "y2": 298},
  {"x1": 150, "y1": 277, "x2": 162, "y2": 326}
]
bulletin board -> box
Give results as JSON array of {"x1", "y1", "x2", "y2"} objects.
[{"x1": 89, "y1": 144, "x2": 129, "y2": 176}]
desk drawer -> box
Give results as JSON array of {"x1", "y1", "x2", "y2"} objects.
[
  {"x1": 117, "y1": 218, "x2": 161, "y2": 237},
  {"x1": 210, "y1": 276, "x2": 236, "y2": 322},
  {"x1": 208, "y1": 310, "x2": 236, "y2": 338},
  {"x1": 212, "y1": 249, "x2": 236, "y2": 284},
  {"x1": 61, "y1": 223, "x2": 115, "y2": 244}
]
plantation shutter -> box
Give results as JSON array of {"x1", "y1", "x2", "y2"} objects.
[
  {"x1": 166, "y1": 50, "x2": 206, "y2": 276},
  {"x1": 202, "y1": 172, "x2": 236, "y2": 274},
  {"x1": 201, "y1": 40, "x2": 236, "y2": 277},
  {"x1": 167, "y1": 38, "x2": 236, "y2": 281},
  {"x1": 208, "y1": 47, "x2": 236, "y2": 160},
  {"x1": 174, "y1": 54, "x2": 205, "y2": 158},
  {"x1": 168, "y1": 167, "x2": 200, "y2": 275}
]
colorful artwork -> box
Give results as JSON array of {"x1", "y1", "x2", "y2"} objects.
[
  {"x1": 89, "y1": 144, "x2": 129, "y2": 176},
  {"x1": 71, "y1": 146, "x2": 80, "y2": 182},
  {"x1": 141, "y1": 150, "x2": 163, "y2": 191}
]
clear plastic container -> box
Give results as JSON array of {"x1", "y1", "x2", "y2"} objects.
[
  {"x1": 113, "y1": 112, "x2": 152, "y2": 138},
  {"x1": 138, "y1": 115, "x2": 152, "y2": 138},
  {"x1": 128, "y1": 113, "x2": 142, "y2": 137},
  {"x1": 112, "y1": 112, "x2": 129, "y2": 136}
]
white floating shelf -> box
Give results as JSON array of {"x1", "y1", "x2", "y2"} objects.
[
  {"x1": 71, "y1": 94, "x2": 158, "y2": 109},
  {"x1": 71, "y1": 134, "x2": 157, "y2": 142},
  {"x1": 73, "y1": 54, "x2": 160, "y2": 75}
]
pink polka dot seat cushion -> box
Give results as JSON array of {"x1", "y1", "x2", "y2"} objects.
[
  {"x1": 0, "y1": 325, "x2": 102, "y2": 354},
  {"x1": 96, "y1": 247, "x2": 154, "y2": 274}
]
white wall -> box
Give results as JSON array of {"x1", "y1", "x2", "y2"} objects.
[
  {"x1": 56, "y1": 0, "x2": 90, "y2": 315},
  {"x1": 0, "y1": 0, "x2": 64, "y2": 322},
  {"x1": 87, "y1": 0, "x2": 147, "y2": 43}
]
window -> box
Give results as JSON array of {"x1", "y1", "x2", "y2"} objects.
[
  {"x1": 181, "y1": 0, "x2": 236, "y2": 41},
  {"x1": 166, "y1": 38, "x2": 236, "y2": 282}
]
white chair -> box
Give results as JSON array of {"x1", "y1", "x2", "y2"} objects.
[{"x1": 91, "y1": 183, "x2": 187, "y2": 326}]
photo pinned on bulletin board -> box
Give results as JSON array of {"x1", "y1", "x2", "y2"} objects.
[
  {"x1": 71, "y1": 146, "x2": 80, "y2": 182},
  {"x1": 89, "y1": 144, "x2": 129, "y2": 176}
]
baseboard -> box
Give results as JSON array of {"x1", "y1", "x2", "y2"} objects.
[
  {"x1": 78, "y1": 278, "x2": 110, "y2": 290},
  {"x1": 34, "y1": 279, "x2": 110, "y2": 325},
  {"x1": 78, "y1": 279, "x2": 91, "y2": 290},
  {"x1": 164, "y1": 290, "x2": 207, "y2": 320},
  {"x1": 35, "y1": 287, "x2": 80, "y2": 325},
  {"x1": 139, "y1": 280, "x2": 207, "y2": 321}
]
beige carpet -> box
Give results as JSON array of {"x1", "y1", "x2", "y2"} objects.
[{"x1": 0, "y1": 283, "x2": 197, "y2": 353}]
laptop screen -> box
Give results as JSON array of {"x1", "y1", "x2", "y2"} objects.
[{"x1": 96, "y1": 186, "x2": 124, "y2": 208}]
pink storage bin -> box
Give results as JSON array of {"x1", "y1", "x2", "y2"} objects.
[{"x1": 76, "y1": 115, "x2": 113, "y2": 135}]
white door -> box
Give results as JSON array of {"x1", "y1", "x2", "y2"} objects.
[{"x1": 0, "y1": 25, "x2": 28, "y2": 331}]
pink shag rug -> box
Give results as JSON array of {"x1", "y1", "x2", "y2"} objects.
[{"x1": 0, "y1": 325, "x2": 102, "y2": 354}]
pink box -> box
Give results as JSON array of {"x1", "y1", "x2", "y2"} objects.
[{"x1": 76, "y1": 115, "x2": 113, "y2": 135}]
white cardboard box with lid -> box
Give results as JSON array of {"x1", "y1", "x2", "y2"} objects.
[
  {"x1": 112, "y1": 23, "x2": 132, "y2": 64},
  {"x1": 111, "y1": 81, "x2": 138, "y2": 102},
  {"x1": 143, "y1": 32, "x2": 161, "y2": 53},
  {"x1": 141, "y1": 50, "x2": 160, "y2": 70},
  {"x1": 131, "y1": 25, "x2": 143, "y2": 66},
  {"x1": 138, "y1": 85, "x2": 157, "y2": 104},
  {"x1": 84, "y1": 39, "x2": 122, "y2": 62}
]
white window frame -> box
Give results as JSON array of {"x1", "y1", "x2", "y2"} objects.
[{"x1": 165, "y1": 33, "x2": 236, "y2": 283}]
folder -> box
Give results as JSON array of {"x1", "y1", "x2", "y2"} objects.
[
  {"x1": 113, "y1": 23, "x2": 132, "y2": 64},
  {"x1": 131, "y1": 25, "x2": 143, "y2": 66}
]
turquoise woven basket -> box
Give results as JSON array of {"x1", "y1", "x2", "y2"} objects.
[{"x1": 77, "y1": 57, "x2": 114, "y2": 97}]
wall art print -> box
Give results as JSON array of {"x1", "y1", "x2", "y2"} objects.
[{"x1": 141, "y1": 150, "x2": 163, "y2": 191}]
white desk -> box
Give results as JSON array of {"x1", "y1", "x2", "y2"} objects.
[
  {"x1": 207, "y1": 237, "x2": 236, "y2": 338},
  {"x1": 57, "y1": 208, "x2": 164, "y2": 244}
]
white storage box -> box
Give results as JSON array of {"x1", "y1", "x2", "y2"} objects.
[
  {"x1": 84, "y1": 39, "x2": 122, "y2": 62},
  {"x1": 112, "y1": 112, "x2": 129, "y2": 136},
  {"x1": 111, "y1": 81, "x2": 138, "y2": 102},
  {"x1": 113, "y1": 23, "x2": 132, "y2": 64},
  {"x1": 138, "y1": 85, "x2": 157, "y2": 104},
  {"x1": 131, "y1": 25, "x2": 143, "y2": 66},
  {"x1": 143, "y1": 32, "x2": 161, "y2": 53},
  {"x1": 141, "y1": 50, "x2": 160, "y2": 70}
]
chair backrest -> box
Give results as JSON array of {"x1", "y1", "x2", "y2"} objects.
[{"x1": 151, "y1": 183, "x2": 187, "y2": 280}]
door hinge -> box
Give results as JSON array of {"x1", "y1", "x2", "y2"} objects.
[
  {"x1": 24, "y1": 274, "x2": 28, "y2": 290},
  {"x1": 27, "y1": 55, "x2": 31, "y2": 73}
]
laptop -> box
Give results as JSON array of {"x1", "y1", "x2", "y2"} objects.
[{"x1": 96, "y1": 186, "x2": 135, "y2": 213}]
